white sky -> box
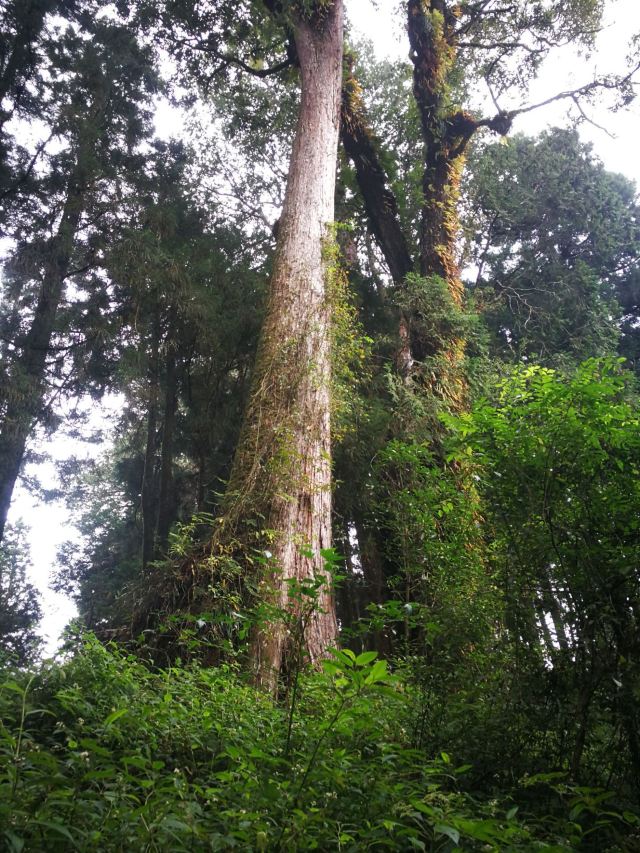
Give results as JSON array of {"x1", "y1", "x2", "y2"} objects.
[{"x1": 8, "y1": 0, "x2": 640, "y2": 655}]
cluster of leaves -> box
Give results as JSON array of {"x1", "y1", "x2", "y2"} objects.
[
  {"x1": 442, "y1": 359, "x2": 640, "y2": 791},
  {"x1": 324, "y1": 224, "x2": 373, "y2": 441},
  {"x1": 2, "y1": 638, "x2": 637, "y2": 851},
  {"x1": 464, "y1": 129, "x2": 640, "y2": 367},
  {"x1": 360, "y1": 358, "x2": 640, "y2": 809}
]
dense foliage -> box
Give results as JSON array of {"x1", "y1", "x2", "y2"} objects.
[
  {"x1": 1, "y1": 638, "x2": 639, "y2": 851},
  {"x1": 0, "y1": 0, "x2": 639, "y2": 849}
]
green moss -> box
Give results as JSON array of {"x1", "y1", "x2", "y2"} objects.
[{"x1": 323, "y1": 224, "x2": 373, "y2": 441}]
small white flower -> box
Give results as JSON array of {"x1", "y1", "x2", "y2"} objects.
[{"x1": 264, "y1": 550, "x2": 273, "y2": 559}]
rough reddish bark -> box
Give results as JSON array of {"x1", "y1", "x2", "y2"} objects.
[{"x1": 219, "y1": 1, "x2": 344, "y2": 691}]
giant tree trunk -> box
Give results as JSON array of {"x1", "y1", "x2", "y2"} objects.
[
  {"x1": 220, "y1": 1, "x2": 343, "y2": 692},
  {"x1": 0, "y1": 180, "x2": 83, "y2": 544}
]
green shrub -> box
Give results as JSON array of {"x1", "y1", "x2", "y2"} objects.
[{"x1": 1, "y1": 637, "x2": 637, "y2": 850}]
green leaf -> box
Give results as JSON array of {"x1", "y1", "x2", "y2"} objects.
[
  {"x1": 321, "y1": 659, "x2": 341, "y2": 675},
  {"x1": 355, "y1": 650, "x2": 378, "y2": 666},
  {"x1": 1, "y1": 681, "x2": 26, "y2": 696},
  {"x1": 122, "y1": 755, "x2": 148, "y2": 770},
  {"x1": 569, "y1": 802, "x2": 587, "y2": 821},
  {"x1": 435, "y1": 824, "x2": 460, "y2": 845},
  {"x1": 103, "y1": 708, "x2": 128, "y2": 727},
  {"x1": 3, "y1": 830, "x2": 24, "y2": 853},
  {"x1": 32, "y1": 822, "x2": 77, "y2": 846},
  {"x1": 365, "y1": 659, "x2": 388, "y2": 685}
]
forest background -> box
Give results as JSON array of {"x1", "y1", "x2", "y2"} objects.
[
  {"x1": 6, "y1": 0, "x2": 640, "y2": 651},
  {"x1": 1, "y1": 0, "x2": 640, "y2": 849}
]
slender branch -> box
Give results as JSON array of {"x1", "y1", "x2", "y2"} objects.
[
  {"x1": 571, "y1": 95, "x2": 616, "y2": 138},
  {"x1": 468, "y1": 62, "x2": 640, "y2": 142},
  {"x1": 166, "y1": 33, "x2": 293, "y2": 78},
  {"x1": 485, "y1": 78, "x2": 502, "y2": 114},
  {"x1": 0, "y1": 132, "x2": 53, "y2": 203},
  {"x1": 508, "y1": 62, "x2": 640, "y2": 120},
  {"x1": 459, "y1": 39, "x2": 545, "y2": 52}
]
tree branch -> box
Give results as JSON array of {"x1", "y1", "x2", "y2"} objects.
[
  {"x1": 166, "y1": 33, "x2": 293, "y2": 78},
  {"x1": 340, "y1": 58, "x2": 413, "y2": 286},
  {"x1": 472, "y1": 63, "x2": 640, "y2": 138},
  {"x1": 0, "y1": 132, "x2": 53, "y2": 203}
]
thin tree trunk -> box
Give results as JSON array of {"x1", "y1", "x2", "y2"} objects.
[
  {"x1": 541, "y1": 573, "x2": 569, "y2": 651},
  {"x1": 0, "y1": 179, "x2": 83, "y2": 544},
  {"x1": 355, "y1": 516, "x2": 392, "y2": 657},
  {"x1": 141, "y1": 300, "x2": 160, "y2": 571},
  {"x1": 156, "y1": 316, "x2": 177, "y2": 553},
  {"x1": 219, "y1": 1, "x2": 344, "y2": 692}
]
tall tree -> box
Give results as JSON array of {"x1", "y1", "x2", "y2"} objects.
[
  {"x1": 53, "y1": 144, "x2": 265, "y2": 641},
  {"x1": 0, "y1": 0, "x2": 57, "y2": 123},
  {"x1": 342, "y1": 0, "x2": 613, "y2": 384},
  {"x1": 464, "y1": 129, "x2": 640, "y2": 366},
  {"x1": 0, "y1": 16, "x2": 157, "y2": 544},
  {"x1": 0, "y1": 522, "x2": 41, "y2": 664},
  {"x1": 214, "y1": 0, "x2": 344, "y2": 689}
]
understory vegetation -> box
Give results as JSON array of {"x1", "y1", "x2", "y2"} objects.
[
  {"x1": 3, "y1": 361, "x2": 640, "y2": 850},
  {"x1": 1, "y1": 637, "x2": 638, "y2": 851}
]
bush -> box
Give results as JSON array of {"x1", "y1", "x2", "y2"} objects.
[{"x1": 1, "y1": 637, "x2": 638, "y2": 850}]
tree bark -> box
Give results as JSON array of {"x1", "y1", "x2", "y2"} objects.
[
  {"x1": 407, "y1": 0, "x2": 475, "y2": 402},
  {"x1": 219, "y1": 1, "x2": 344, "y2": 691},
  {"x1": 0, "y1": 177, "x2": 83, "y2": 545},
  {"x1": 156, "y1": 315, "x2": 178, "y2": 553},
  {"x1": 141, "y1": 300, "x2": 160, "y2": 571},
  {"x1": 340, "y1": 60, "x2": 413, "y2": 286},
  {"x1": 340, "y1": 59, "x2": 417, "y2": 374}
]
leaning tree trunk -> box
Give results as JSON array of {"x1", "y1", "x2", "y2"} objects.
[
  {"x1": 0, "y1": 179, "x2": 83, "y2": 545},
  {"x1": 219, "y1": 0, "x2": 343, "y2": 692},
  {"x1": 341, "y1": 58, "x2": 416, "y2": 374}
]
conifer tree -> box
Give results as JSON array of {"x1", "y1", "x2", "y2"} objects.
[{"x1": 0, "y1": 14, "x2": 157, "y2": 544}]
